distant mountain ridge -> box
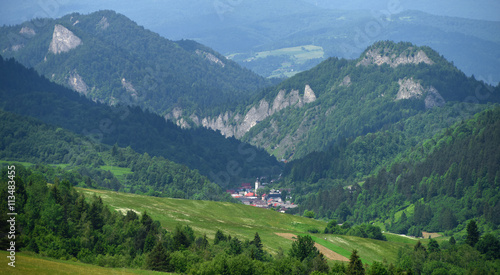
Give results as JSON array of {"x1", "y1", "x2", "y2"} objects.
[
  {"x1": 152, "y1": 4, "x2": 500, "y2": 84},
  {"x1": 0, "y1": 10, "x2": 272, "y2": 121}
]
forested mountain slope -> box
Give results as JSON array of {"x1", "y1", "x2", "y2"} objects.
[
  {"x1": 0, "y1": 10, "x2": 271, "y2": 121},
  {"x1": 0, "y1": 56, "x2": 281, "y2": 187},
  {"x1": 286, "y1": 107, "x2": 500, "y2": 238},
  {"x1": 0, "y1": 109, "x2": 231, "y2": 200},
  {"x1": 200, "y1": 41, "x2": 500, "y2": 160}
]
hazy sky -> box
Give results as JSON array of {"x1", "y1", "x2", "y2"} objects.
[{"x1": 1, "y1": 0, "x2": 498, "y2": 28}]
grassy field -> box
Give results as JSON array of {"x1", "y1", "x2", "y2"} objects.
[
  {"x1": 0, "y1": 251, "x2": 163, "y2": 275},
  {"x1": 0, "y1": 187, "x2": 419, "y2": 273},
  {"x1": 252, "y1": 45, "x2": 324, "y2": 63},
  {"x1": 78, "y1": 188, "x2": 416, "y2": 264},
  {"x1": 0, "y1": 160, "x2": 132, "y2": 183},
  {"x1": 228, "y1": 44, "x2": 325, "y2": 78},
  {"x1": 0, "y1": 160, "x2": 35, "y2": 167},
  {"x1": 100, "y1": 165, "x2": 134, "y2": 181}
]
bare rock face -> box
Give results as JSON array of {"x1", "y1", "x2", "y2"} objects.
[
  {"x1": 68, "y1": 71, "x2": 88, "y2": 95},
  {"x1": 189, "y1": 113, "x2": 200, "y2": 126},
  {"x1": 97, "y1": 16, "x2": 110, "y2": 30},
  {"x1": 339, "y1": 75, "x2": 351, "y2": 87},
  {"x1": 10, "y1": 44, "x2": 24, "y2": 51},
  {"x1": 170, "y1": 85, "x2": 317, "y2": 136},
  {"x1": 172, "y1": 107, "x2": 183, "y2": 119},
  {"x1": 121, "y1": 78, "x2": 138, "y2": 99},
  {"x1": 425, "y1": 87, "x2": 446, "y2": 108},
  {"x1": 396, "y1": 78, "x2": 445, "y2": 109},
  {"x1": 303, "y1": 85, "x2": 317, "y2": 103},
  {"x1": 396, "y1": 78, "x2": 424, "y2": 100},
  {"x1": 358, "y1": 48, "x2": 434, "y2": 67},
  {"x1": 195, "y1": 50, "x2": 225, "y2": 67},
  {"x1": 19, "y1": 26, "x2": 36, "y2": 37},
  {"x1": 196, "y1": 85, "x2": 317, "y2": 138},
  {"x1": 49, "y1": 24, "x2": 82, "y2": 54}
]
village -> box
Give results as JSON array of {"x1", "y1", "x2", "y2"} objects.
[{"x1": 225, "y1": 179, "x2": 298, "y2": 213}]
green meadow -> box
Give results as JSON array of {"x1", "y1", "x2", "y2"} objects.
[
  {"x1": 99, "y1": 165, "x2": 134, "y2": 181},
  {"x1": 253, "y1": 45, "x2": 324, "y2": 63},
  {"x1": 0, "y1": 251, "x2": 163, "y2": 275},
  {"x1": 78, "y1": 188, "x2": 416, "y2": 264},
  {"x1": 228, "y1": 44, "x2": 325, "y2": 78}
]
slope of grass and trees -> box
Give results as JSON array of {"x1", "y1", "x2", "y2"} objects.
[{"x1": 2, "y1": 165, "x2": 499, "y2": 274}]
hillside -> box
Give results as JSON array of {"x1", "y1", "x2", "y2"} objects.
[
  {"x1": 0, "y1": 56, "x2": 281, "y2": 187},
  {"x1": 197, "y1": 41, "x2": 500, "y2": 160},
  {"x1": 0, "y1": 251, "x2": 159, "y2": 275},
  {"x1": 2, "y1": 165, "x2": 497, "y2": 274},
  {"x1": 0, "y1": 10, "x2": 272, "y2": 120},
  {"x1": 77, "y1": 187, "x2": 418, "y2": 264},
  {"x1": 0, "y1": 109, "x2": 233, "y2": 200},
  {"x1": 0, "y1": 165, "x2": 425, "y2": 274},
  {"x1": 284, "y1": 106, "x2": 500, "y2": 239}
]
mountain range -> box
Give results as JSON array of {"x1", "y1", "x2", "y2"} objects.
[
  {"x1": 1, "y1": 8, "x2": 500, "y2": 273},
  {"x1": 198, "y1": 41, "x2": 500, "y2": 160},
  {"x1": 1, "y1": 2, "x2": 498, "y2": 85}
]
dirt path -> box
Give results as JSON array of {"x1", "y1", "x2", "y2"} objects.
[{"x1": 275, "y1": 233, "x2": 349, "y2": 262}]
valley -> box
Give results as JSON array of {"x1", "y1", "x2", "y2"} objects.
[{"x1": 0, "y1": 4, "x2": 499, "y2": 275}]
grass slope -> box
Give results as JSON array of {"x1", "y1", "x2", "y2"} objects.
[
  {"x1": 99, "y1": 165, "x2": 134, "y2": 181},
  {"x1": 0, "y1": 251, "x2": 162, "y2": 275},
  {"x1": 78, "y1": 188, "x2": 416, "y2": 263}
]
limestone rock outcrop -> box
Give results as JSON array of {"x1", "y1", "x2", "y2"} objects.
[{"x1": 49, "y1": 24, "x2": 82, "y2": 54}]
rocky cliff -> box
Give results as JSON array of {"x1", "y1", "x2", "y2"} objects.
[
  {"x1": 67, "y1": 70, "x2": 88, "y2": 95},
  {"x1": 357, "y1": 47, "x2": 434, "y2": 67},
  {"x1": 168, "y1": 85, "x2": 317, "y2": 138},
  {"x1": 396, "y1": 78, "x2": 445, "y2": 109},
  {"x1": 49, "y1": 24, "x2": 82, "y2": 54}
]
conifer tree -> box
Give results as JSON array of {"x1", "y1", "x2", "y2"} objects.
[
  {"x1": 252, "y1": 232, "x2": 263, "y2": 250},
  {"x1": 146, "y1": 242, "x2": 171, "y2": 272},
  {"x1": 466, "y1": 220, "x2": 480, "y2": 247},
  {"x1": 252, "y1": 232, "x2": 264, "y2": 260},
  {"x1": 347, "y1": 249, "x2": 365, "y2": 275},
  {"x1": 289, "y1": 235, "x2": 318, "y2": 262},
  {"x1": 311, "y1": 252, "x2": 330, "y2": 273},
  {"x1": 449, "y1": 236, "x2": 456, "y2": 245},
  {"x1": 214, "y1": 229, "x2": 226, "y2": 245},
  {"x1": 428, "y1": 239, "x2": 440, "y2": 253}
]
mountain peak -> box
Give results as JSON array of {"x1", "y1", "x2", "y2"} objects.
[{"x1": 357, "y1": 41, "x2": 434, "y2": 67}]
